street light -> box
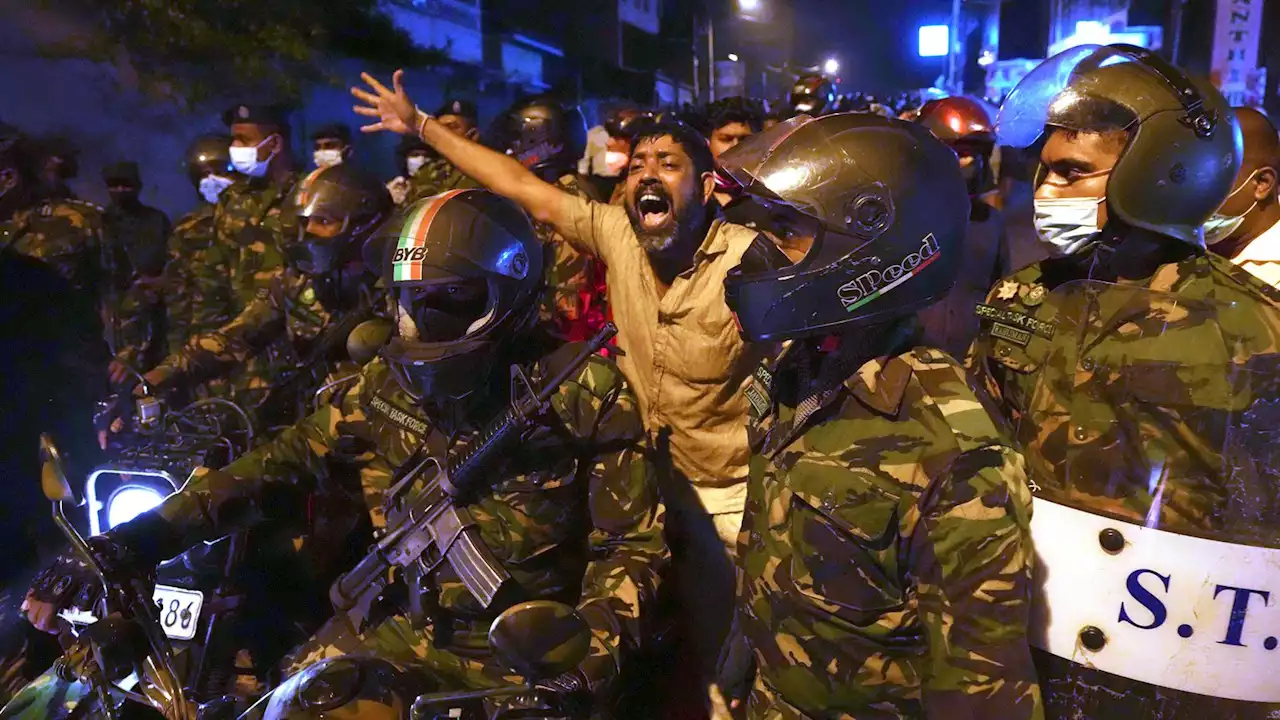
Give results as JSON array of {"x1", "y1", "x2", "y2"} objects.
[
  {"x1": 698, "y1": 0, "x2": 768, "y2": 101},
  {"x1": 728, "y1": 53, "x2": 740, "y2": 62},
  {"x1": 824, "y1": 58, "x2": 840, "y2": 75}
]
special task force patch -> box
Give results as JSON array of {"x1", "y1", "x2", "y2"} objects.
[{"x1": 975, "y1": 303, "x2": 1056, "y2": 347}]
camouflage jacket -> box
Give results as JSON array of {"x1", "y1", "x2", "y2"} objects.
[
  {"x1": 401, "y1": 157, "x2": 481, "y2": 207},
  {"x1": 966, "y1": 251, "x2": 1280, "y2": 535},
  {"x1": 115, "y1": 204, "x2": 233, "y2": 374},
  {"x1": 213, "y1": 175, "x2": 297, "y2": 310},
  {"x1": 737, "y1": 338, "x2": 1042, "y2": 719},
  {"x1": 164, "y1": 203, "x2": 235, "y2": 352},
  {"x1": 148, "y1": 268, "x2": 381, "y2": 427},
  {"x1": 539, "y1": 174, "x2": 611, "y2": 342},
  {"x1": 0, "y1": 199, "x2": 122, "y2": 343},
  {"x1": 126, "y1": 347, "x2": 667, "y2": 691}
]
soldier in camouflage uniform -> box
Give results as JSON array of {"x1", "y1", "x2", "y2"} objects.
[
  {"x1": 966, "y1": 46, "x2": 1280, "y2": 717},
  {"x1": 219, "y1": 103, "x2": 299, "y2": 309},
  {"x1": 141, "y1": 164, "x2": 394, "y2": 431},
  {"x1": 397, "y1": 98, "x2": 483, "y2": 207},
  {"x1": 0, "y1": 124, "x2": 122, "y2": 353},
  {"x1": 491, "y1": 96, "x2": 610, "y2": 342},
  {"x1": 0, "y1": 125, "x2": 112, "y2": 707},
  {"x1": 165, "y1": 133, "x2": 239, "y2": 352},
  {"x1": 24, "y1": 191, "x2": 667, "y2": 715},
  {"x1": 714, "y1": 114, "x2": 1042, "y2": 719},
  {"x1": 109, "y1": 134, "x2": 242, "y2": 398}
]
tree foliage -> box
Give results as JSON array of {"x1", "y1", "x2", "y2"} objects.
[{"x1": 35, "y1": 0, "x2": 448, "y2": 107}]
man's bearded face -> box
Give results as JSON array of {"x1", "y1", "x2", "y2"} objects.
[{"x1": 624, "y1": 135, "x2": 709, "y2": 254}]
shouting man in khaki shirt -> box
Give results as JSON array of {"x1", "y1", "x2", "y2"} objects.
[{"x1": 353, "y1": 71, "x2": 767, "y2": 714}]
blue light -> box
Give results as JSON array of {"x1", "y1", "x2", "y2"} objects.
[
  {"x1": 919, "y1": 25, "x2": 949, "y2": 58},
  {"x1": 107, "y1": 486, "x2": 165, "y2": 529}
]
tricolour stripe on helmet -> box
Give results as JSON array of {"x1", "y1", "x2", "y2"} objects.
[{"x1": 392, "y1": 189, "x2": 466, "y2": 283}]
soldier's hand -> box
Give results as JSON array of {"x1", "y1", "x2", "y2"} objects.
[
  {"x1": 351, "y1": 70, "x2": 416, "y2": 136},
  {"x1": 108, "y1": 360, "x2": 130, "y2": 386},
  {"x1": 22, "y1": 552, "x2": 103, "y2": 634}
]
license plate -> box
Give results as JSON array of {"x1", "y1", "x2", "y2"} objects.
[{"x1": 152, "y1": 585, "x2": 203, "y2": 641}]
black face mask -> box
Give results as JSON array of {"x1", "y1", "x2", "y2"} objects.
[
  {"x1": 108, "y1": 189, "x2": 141, "y2": 208},
  {"x1": 286, "y1": 236, "x2": 346, "y2": 276}
]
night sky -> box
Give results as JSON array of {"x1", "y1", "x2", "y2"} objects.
[{"x1": 790, "y1": 0, "x2": 958, "y2": 95}]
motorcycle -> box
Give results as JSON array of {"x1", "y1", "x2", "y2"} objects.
[
  {"x1": 247, "y1": 599, "x2": 595, "y2": 720},
  {"x1": 2, "y1": 434, "x2": 196, "y2": 720},
  {"x1": 2, "y1": 390, "x2": 319, "y2": 719}
]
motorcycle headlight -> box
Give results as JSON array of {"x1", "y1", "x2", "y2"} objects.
[
  {"x1": 106, "y1": 485, "x2": 166, "y2": 530},
  {"x1": 87, "y1": 469, "x2": 179, "y2": 535}
]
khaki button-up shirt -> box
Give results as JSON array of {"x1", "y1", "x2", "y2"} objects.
[{"x1": 560, "y1": 195, "x2": 767, "y2": 514}]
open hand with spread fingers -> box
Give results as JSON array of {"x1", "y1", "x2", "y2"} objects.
[{"x1": 351, "y1": 69, "x2": 418, "y2": 136}]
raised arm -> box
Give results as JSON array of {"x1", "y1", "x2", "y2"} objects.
[{"x1": 351, "y1": 70, "x2": 572, "y2": 230}]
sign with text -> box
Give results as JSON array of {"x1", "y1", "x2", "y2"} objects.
[
  {"x1": 619, "y1": 0, "x2": 659, "y2": 35},
  {"x1": 1210, "y1": 0, "x2": 1264, "y2": 106},
  {"x1": 1029, "y1": 499, "x2": 1280, "y2": 701}
]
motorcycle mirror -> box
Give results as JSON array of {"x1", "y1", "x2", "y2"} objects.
[
  {"x1": 486, "y1": 600, "x2": 591, "y2": 682},
  {"x1": 347, "y1": 318, "x2": 394, "y2": 365},
  {"x1": 39, "y1": 433, "x2": 77, "y2": 504}
]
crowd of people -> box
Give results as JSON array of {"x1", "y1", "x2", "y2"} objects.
[{"x1": 2, "y1": 42, "x2": 1280, "y2": 720}]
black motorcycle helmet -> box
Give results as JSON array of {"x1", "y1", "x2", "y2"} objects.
[
  {"x1": 183, "y1": 134, "x2": 234, "y2": 188},
  {"x1": 789, "y1": 75, "x2": 836, "y2": 116},
  {"x1": 283, "y1": 164, "x2": 393, "y2": 276},
  {"x1": 720, "y1": 113, "x2": 969, "y2": 342},
  {"x1": 364, "y1": 189, "x2": 544, "y2": 402},
  {"x1": 492, "y1": 96, "x2": 587, "y2": 181}
]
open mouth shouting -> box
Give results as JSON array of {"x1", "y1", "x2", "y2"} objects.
[{"x1": 634, "y1": 183, "x2": 674, "y2": 232}]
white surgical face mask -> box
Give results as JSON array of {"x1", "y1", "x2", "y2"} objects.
[
  {"x1": 406, "y1": 156, "x2": 428, "y2": 176},
  {"x1": 1034, "y1": 196, "x2": 1104, "y2": 257},
  {"x1": 199, "y1": 174, "x2": 235, "y2": 204},
  {"x1": 314, "y1": 149, "x2": 343, "y2": 168},
  {"x1": 229, "y1": 135, "x2": 278, "y2": 178},
  {"x1": 1203, "y1": 169, "x2": 1267, "y2": 245}
]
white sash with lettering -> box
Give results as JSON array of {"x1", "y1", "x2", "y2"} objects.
[{"x1": 1030, "y1": 498, "x2": 1280, "y2": 703}]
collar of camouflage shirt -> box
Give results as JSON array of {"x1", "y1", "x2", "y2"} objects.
[{"x1": 842, "y1": 354, "x2": 914, "y2": 417}]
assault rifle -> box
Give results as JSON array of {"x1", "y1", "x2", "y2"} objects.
[{"x1": 330, "y1": 322, "x2": 618, "y2": 632}]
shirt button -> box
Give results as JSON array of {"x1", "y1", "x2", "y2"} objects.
[
  {"x1": 1082, "y1": 358, "x2": 1095, "y2": 371},
  {"x1": 998, "y1": 346, "x2": 1011, "y2": 357},
  {"x1": 1074, "y1": 426, "x2": 1088, "y2": 441}
]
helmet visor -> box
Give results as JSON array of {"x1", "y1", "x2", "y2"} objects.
[
  {"x1": 717, "y1": 113, "x2": 907, "y2": 269},
  {"x1": 996, "y1": 44, "x2": 1148, "y2": 149},
  {"x1": 393, "y1": 278, "x2": 493, "y2": 344}
]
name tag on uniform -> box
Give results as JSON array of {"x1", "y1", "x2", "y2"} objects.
[
  {"x1": 369, "y1": 394, "x2": 430, "y2": 439},
  {"x1": 744, "y1": 363, "x2": 774, "y2": 424},
  {"x1": 991, "y1": 322, "x2": 1032, "y2": 347},
  {"x1": 975, "y1": 303, "x2": 1057, "y2": 339}
]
